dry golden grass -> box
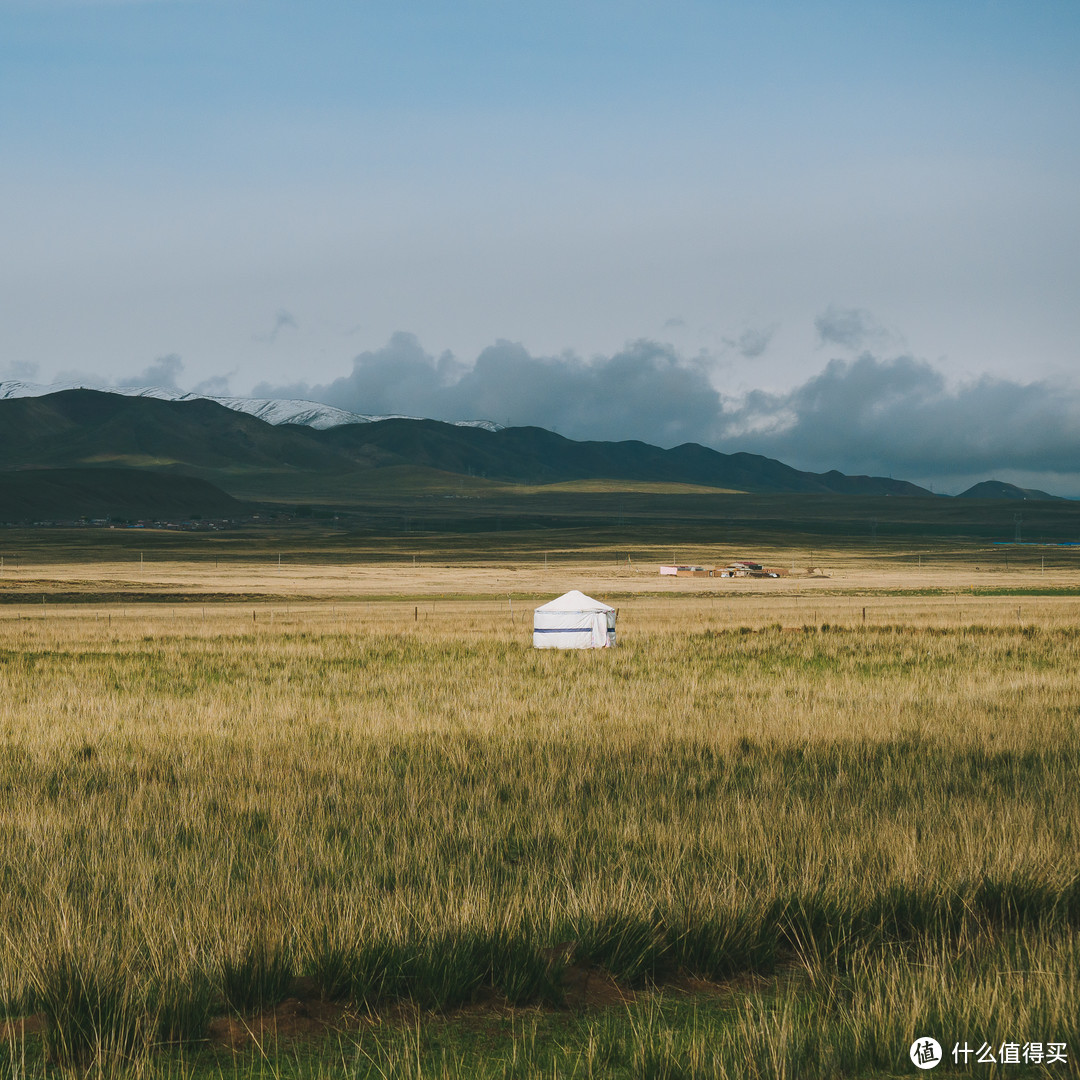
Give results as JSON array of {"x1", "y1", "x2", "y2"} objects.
[
  {"x1": 0, "y1": 552, "x2": 1078, "y2": 1073},
  {"x1": 2, "y1": 543, "x2": 1080, "y2": 601}
]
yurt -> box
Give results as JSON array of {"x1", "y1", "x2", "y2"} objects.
[{"x1": 532, "y1": 590, "x2": 616, "y2": 649}]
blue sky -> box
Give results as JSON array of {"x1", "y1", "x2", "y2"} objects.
[{"x1": 3, "y1": 1, "x2": 1080, "y2": 489}]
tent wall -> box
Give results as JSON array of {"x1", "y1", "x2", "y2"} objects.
[{"x1": 533, "y1": 609, "x2": 615, "y2": 649}]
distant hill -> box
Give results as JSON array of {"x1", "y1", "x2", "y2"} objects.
[
  {"x1": 0, "y1": 468, "x2": 241, "y2": 523},
  {"x1": 957, "y1": 480, "x2": 1065, "y2": 501},
  {"x1": 318, "y1": 419, "x2": 931, "y2": 495},
  {"x1": 0, "y1": 379, "x2": 503, "y2": 431},
  {"x1": 0, "y1": 391, "x2": 346, "y2": 472},
  {"x1": 0, "y1": 389, "x2": 933, "y2": 505}
]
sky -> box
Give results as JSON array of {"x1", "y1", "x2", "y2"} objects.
[{"x1": 2, "y1": 1, "x2": 1080, "y2": 493}]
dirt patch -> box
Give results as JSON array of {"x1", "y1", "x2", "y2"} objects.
[
  {"x1": 205, "y1": 964, "x2": 639, "y2": 1052},
  {"x1": 561, "y1": 965, "x2": 636, "y2": 1009},
  {"x1": 203, "y1": 961, "x2": 760, "y2": 1051},
  {"x1": 0, "y1": 1013, "x2": 44, "y2": 1042},
  {"x1": 0, "y1": 969, "x2": 758, "y2": 1055},
  {"x1": 207, "y1": 994, "x2": 356, "y2": 1051},
  {"x1": 664, "y1": 971, "x2": 771, "y2": 999}
]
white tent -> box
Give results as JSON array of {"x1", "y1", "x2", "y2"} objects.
[{"x1": 533, "y1": 590, "x2": 616, "y2": 649}]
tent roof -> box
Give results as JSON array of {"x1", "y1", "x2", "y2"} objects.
[{"x1": 535, "y1": 589, "x2": 614, "y2": 613}]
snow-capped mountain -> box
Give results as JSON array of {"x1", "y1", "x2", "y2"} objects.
[{"x1": 0, "y1": 381, "x2": 503, "y2": 433}]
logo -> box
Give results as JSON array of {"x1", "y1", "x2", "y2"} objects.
[{"x1": 910, "y1": 1037, "x2": 942, "y2": 1070}]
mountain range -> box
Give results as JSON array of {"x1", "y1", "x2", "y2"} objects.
[
  {"x1": 0, "y1": 386, "x2": 1064, "y2": 522},
  {"x1": 0, "y1": 380, "x2": 502, "y2": 431}
]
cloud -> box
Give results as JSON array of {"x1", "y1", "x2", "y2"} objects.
[
  {"x1": 256, "y1": 331, "x2": 465, "y2": 414},
  {"x1": 117, "y1": 353, "x2": 184, "y2": 389},
  {"x1": 255, "y1": 332, "x2": 724, "y2": 445},
  {"x1": 254, "y1": 329, "x2": 1080, "y2": 495},
  {"x1": 0, "y1": 360, "x2": 39, "y2": 381},
  {"x1": 717, "y1": 353, "x2": 1080, "y2": 490},
  {"x1": 254, "y1": 309, "x2": 298, "y2": 344},
  {"x1": 52, "y1": 355, "x2": 185, "y2": 392},
  {"x1": 723, "y1": 324, "x2": 778, "y2": 359},
  {"x1": 191, "y1": 373, "x2": 234, "y2": 396},
  {"x1": 53, "y1": 366, "x2": 107, "y2": 387},
  {"x1": 814, "y1": 306, "x2": 889, "y2": 351}
]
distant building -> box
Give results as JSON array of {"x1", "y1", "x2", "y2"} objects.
[
  {"x1": 660, "y1": 560, "x2": 785, "y2": 578},
  {"x1": 717, "y1": 560, "x2": 783, "y2": 578}
]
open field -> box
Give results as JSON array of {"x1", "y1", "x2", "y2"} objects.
[
  {"x1": 1, "y1": 536, "x2": 1078, "y2": 1076},
  {"x1": 3, "y1": 522, "x2": 1080, "y2": 602}
]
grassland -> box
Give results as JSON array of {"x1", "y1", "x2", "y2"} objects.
[{"x1": 0, "y1": 536, "x2": 1078, "y2": 1077}]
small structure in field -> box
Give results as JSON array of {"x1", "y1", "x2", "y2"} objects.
[
  {"x1": 533, "y1": 590, "x2": 616, "y2": 649},
  {"x1": 715, "y1": 560, "x2": 784, "y2": 579},
  {"x1": 660, "y1": 561, "x2": 785, "y2": 578}
]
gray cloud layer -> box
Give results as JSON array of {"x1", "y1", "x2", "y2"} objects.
[
  {"x1": 256, "y1": 333, "x2": 723, "y2": 447},
  {"x1": 254, "y1": 332, "x2": 1080, "y2": 495},
  {"x1": 117, "y1": 353, "x2": 184, "y2": 389},
  {"x1": 723, "y1": 325, "x2": 778, "y2": 360},
  {"x1": 814, "y1": 306, "x2": 887, "y2": 351},
  {"x1": 727, "y1": 356, "x2": 1080, "y2": 489},
  {"x1": 0, "y1": 360, "x2": 40, "y2": 381},
  {"x1": 254, "y1": 309, "x2": 298, "y2": 344}
]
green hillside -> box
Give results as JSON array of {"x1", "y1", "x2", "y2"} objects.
[
  {"x1": 319, "y1": 419, "x2": 931, "y2": 495},
  {"x1": 0, "y1": 390, "x2": 930, "y2": 499},
  {"x1": 0, "y1": 468, "x2": 241, "y2": 523},
  {"x1": 0, "y1": 391, "x2": 345, "y2": 472}
]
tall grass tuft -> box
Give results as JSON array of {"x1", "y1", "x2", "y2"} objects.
[
  {"x1": 32, "y1": 949, "x2": 146, "y2": 1068},
  {"x1": 401, "y1": 933, "x2": 490, "y2": 1010},
  {"x1": 149, "y1": 970, "x2": 215, "y2": 1046},
  {"x1": 220, "y1": 938, "x2": 294, "y2": 1014},
  {"x1": 490, "y1": 933, "x2": 565, "y2": 1007},
  {"x1": 576, "y1": 912, "x2": 673, "y2": 986},
  {"x1": 346, "y1": 939, "x2": 407, "y2": 1010}
]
